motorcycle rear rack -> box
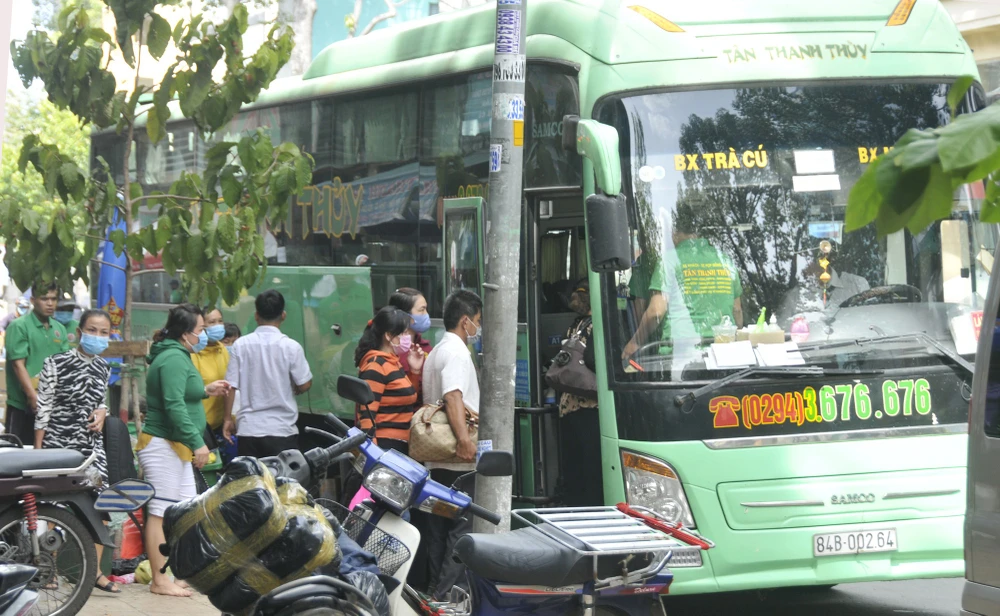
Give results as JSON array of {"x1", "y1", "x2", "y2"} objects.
[{"x1": 511, "y1": 506, "x2": 709, "y2": 588}]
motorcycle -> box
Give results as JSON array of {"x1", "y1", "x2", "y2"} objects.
[
  {"x1": 0, "y1": 437, "x2": 155, "y2": 616},
  {"x1": 249, "y1": 375, "x2": 714, "y2": 616},
  {"x1": 0, "y1": 564, "x2": 38, "y2": 616}
]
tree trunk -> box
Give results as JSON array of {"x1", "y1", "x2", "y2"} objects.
[{"x1": 277, "y1": 0, "x2": 316, "y2": 76}]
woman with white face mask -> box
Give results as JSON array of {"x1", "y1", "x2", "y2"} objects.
[
  {"x1": 387, "y1": 287, "x2": 431, "y2": 403},
  {"x1": 33, "y1": 309, "x2": 117, "y2": 591}
]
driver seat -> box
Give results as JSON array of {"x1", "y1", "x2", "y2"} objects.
[
  {"x1": 0, "y1": 448, "x2": 86, "y2": 479},
  {"x1": 453, "y1": 523, "x2": 655, "y2": 587}
]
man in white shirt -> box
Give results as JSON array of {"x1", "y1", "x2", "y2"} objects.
[
  {"x1": 222, "y1": 289, "x2": 313, "y2": 458},
  {"x1": 421, "y1": 289, "x2": 482, "y2": 600}
]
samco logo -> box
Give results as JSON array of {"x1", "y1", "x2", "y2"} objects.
[{"x1": 831, "y1": 493, "x2": 876, "y2": 505}]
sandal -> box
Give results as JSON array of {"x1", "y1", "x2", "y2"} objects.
[{"x1": 95, "y1": 578, "x2": 121, "y2": 594}]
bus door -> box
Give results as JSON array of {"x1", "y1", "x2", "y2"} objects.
[
  {"x1": 441, "y1": 197, "x2": 539, "y2": 499},
  {"x1": 520, "y1": 193, "x2": 587, "y2": 504}
]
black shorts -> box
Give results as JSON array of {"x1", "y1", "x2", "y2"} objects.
[
  {"x1": 3, "y1": 406, "x2": 33, "y2": 446},
  {"x1": 236, "y1": 434, "x2": 299, "y2": 459}
]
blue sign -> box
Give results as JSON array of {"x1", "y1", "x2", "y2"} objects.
[
  {"x1": 96, "y1": 211, "x2": 127, "y2": 386},
  {"x1": 515, "y1": 358, "x2": 530, "y2": 406}
]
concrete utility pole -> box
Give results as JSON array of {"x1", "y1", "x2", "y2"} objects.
[{"x1": 473, "y1": 0, "x2": 527, "y2": 533}]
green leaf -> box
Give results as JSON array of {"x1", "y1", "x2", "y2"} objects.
[
  {"x1": 938, "y1": 102, "x2": 1000, "y2": 174},
  {"x1": 146, "y1": 13, "x2": 172, "y2": 60},
  {"x1": 947, "y1": 75, "x2": 976, "y2": 119},
  {"x1": 896, "y1": 139, "x2": 940, "y2": 173},
  {"x1": 845, "y1": 158, "x2": 883, "y2": 232},
  {"x1": 140, "y1": 224, "x2": 158, "y2": 254},
  {"x1": 109, "y1": 229, "x2": 126, "y2": 257},
  {"x1": 902, "y1": 164, "x2": 955, "y2": 234},
  {"x1": 983, "y1": 179, "x2": 1000, "y2": 223},
  {"x1": 237, "y1": 136, "x2": 256, "y2": 174},
  {"x1": 186, "y1": 232, "x2": 205, "y2": 267},
  {"x1": 220, "y1": 166, "x2": 241, "y2": 207},
  {"x1": 199, "y1": 199, "x2": 216, "y2": 229},
  {"x1": 125, "y1": 232, "x2": 145, "y2": 261},
  {"x1": 155, "y1": 216, "x2": 173, "y2": 247},
  {"x1": 218, "y1": 213, "x2": 238, "y2": 253}
]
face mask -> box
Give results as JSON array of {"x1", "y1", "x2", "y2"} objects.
[
  {"x1": 396, "y1": 334, "x2": 412, "y2": 354},
  {"x1": 190, "y1": 330, "x2": 209, "y2": 353},
  {"x1": 205, "y1": 324, "x2": 226, "y2": 342},
  {"x1": 15, "y1": 306, "x2": 28, "y2": 316},
  {"x1": 464, "y1": 319, "x2": 482, "y2": 346},
  {"x1": 53, "y1": 311, "x2": 74, "y2": 324},
  {"x1": 79, "y1": 333, "x2": 110, "y2": 356},
  {"x1": 410, "y1": 313, "x2": 431, "y2": 333}
]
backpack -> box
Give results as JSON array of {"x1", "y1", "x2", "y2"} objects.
[{"x1": 103, "y1": 416, "x2": 138, "y2": 485}]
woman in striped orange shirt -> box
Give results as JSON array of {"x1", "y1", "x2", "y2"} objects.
[{"x1": 354, "y1": 306, "x2": 421, "y2": 454}]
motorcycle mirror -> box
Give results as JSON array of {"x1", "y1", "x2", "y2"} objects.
[
  {"x1": 337, "y1": 375, "x2": 375, "y2": 406},
  {"x1": 476, "y1": 451, "x2": 514, "y2": 478},
  {"x1": 94, "y1": 478, "x2": 156, "y2": 512}
]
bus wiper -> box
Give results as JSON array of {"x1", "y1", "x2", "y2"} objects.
[
  {"x1": 673, "y1": 365, "x2": 885, "y2": 411},
  {"x1": 797, "y1": 332, "x2": 974, "y2": 377}
]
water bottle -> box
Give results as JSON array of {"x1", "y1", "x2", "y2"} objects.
[{"x1": 544, "y1": 388, "x2": 557, "y2": 406}]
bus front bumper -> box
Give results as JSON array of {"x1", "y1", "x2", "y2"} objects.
[{"x1": 664, "y1": 511, "x2": 965, "y2": 595}]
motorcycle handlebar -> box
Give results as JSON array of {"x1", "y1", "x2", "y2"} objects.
[
  {"x1": 324, "y1": 431, "x2": 367, "y2": 460},
  {"x1": 467, "y1": 502, "x2": 501, "y2": 525},
  {"x1": 324, "y1": 414, "x2": 352, "y2": 436}
]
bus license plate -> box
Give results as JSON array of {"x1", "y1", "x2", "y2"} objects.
[{"x1": 813, "y1": 529, "x2": 897, "y2": 557}]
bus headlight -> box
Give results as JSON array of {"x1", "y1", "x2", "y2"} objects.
[
  {"x1": 364, "y1": 465, "x2": 415, "y2": 510},
  {"x1": 621, "y1": 451, "x2": 695, "y2": 528}
]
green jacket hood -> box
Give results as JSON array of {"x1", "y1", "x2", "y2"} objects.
[{"x1": 147, "y1": 338, "x2": 190, "y2": 363}]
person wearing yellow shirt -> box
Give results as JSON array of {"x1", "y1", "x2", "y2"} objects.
[{"x1": 191, "y1": 307, "x2": 230, "y2": 456}]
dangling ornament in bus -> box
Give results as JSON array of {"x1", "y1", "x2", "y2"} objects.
[{"x1": 818, "y1": 240, "x2": 833, "y2": 306}]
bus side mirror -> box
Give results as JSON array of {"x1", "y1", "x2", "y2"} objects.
[
  {"x1": 586, "y1": 194, "x2": 632, "y2": 273},
  {"x1": 562, "y1": 115, "x2": 621, "y2": 196}
]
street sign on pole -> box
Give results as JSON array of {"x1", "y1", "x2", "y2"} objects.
[{"x1": 473, "y1": 0, "x2": 527, "y2": 533}]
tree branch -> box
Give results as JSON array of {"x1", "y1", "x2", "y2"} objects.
[
  {"x1": 132, "y1": 193, "x2": 210, "y2": 204},
  {"x1": 361, "y1": 0, "x2": 409, "y2": 36},
  {"x1": 90, "y1": 258, "x2": 127, "y2": 273}
]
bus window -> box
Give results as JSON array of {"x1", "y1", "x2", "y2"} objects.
[{"x1": 598, "y1": 82, "x2": 996, "y2": 412}]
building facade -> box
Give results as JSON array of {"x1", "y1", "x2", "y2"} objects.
[{"x1": 943, "y1": 0, "x2": 1000, "y2": 103}]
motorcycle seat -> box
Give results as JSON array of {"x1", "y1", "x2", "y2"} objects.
[
  {"x1": 0, "y1": 448, "x2": 87, "y2": 478},
  {"x1": 454, "y1": 523, "x2": 655, "y2": 587}
]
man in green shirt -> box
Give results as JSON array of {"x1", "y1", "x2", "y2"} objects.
[
  {"x1": 623, "y1": 205, "x2": 744, "y2": 360},
  {"x1": 4, "y1": 283, "x2": 70, "y2": 444},
  {"x1": 54, "y1": 297, "x2": 80, "y2": 347}
]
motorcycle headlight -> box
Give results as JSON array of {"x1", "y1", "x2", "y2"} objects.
[
  {"x1": 363, "y1": 465, "x2": 416, "y2": 510},
  {"x1": 621, "y1": 451, "x2": 695, "y2": 527}
]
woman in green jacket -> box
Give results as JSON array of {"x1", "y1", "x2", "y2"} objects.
[{"x1": 138, "y1": 303, "x2": 230, "y2": 597}]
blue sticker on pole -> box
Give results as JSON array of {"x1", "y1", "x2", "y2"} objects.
[
  {"x1": 498, "y1": 0, "x2": 521, "y2": 4},
  {"x1": 490, "y1": 144, "x2": 503, "y2": 173},
  {"x1": 496, "y1": 9, "x2": 521, "y2": 55},
  {"x1": 493, "y1": 93, "x2": 525, "y2": 121}
]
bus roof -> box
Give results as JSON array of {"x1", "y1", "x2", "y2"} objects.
[
  {"x1": 116, "y1": 0, "x2": 970, "y2": 130},
  {"x1": 303, "y1": 0, "x2": 964, "y2": 79}
]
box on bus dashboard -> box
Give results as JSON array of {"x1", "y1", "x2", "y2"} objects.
[{"x1": 98, "y1": 0, "x2": 990, "y2": 596}]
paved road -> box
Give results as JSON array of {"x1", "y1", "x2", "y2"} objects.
[{"x1": 663, "y1": 577, "x2": 963, "y2": 616}]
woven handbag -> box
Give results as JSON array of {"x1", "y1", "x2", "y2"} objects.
[{"x1": 409, "y1": 402, "x2": 478, "y2": 463}]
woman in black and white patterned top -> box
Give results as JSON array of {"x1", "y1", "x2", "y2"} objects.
[
  {"x1": 33, "y1": 309, "x2": 113, "y2": 484},
  {"x1": 33, "y1": 309, "x2": 117, "y2": 592}
]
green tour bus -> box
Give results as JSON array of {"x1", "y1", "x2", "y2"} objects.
[{"x1": 95, "y1": 0, "x2": 994, "y2": 594}]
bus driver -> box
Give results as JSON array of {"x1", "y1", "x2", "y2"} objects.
[{"x1": 622, "y1": 203, "x2": 744, "y2": 366}]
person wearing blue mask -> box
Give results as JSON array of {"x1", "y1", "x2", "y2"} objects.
[
  {"x1": 33, "y1": 309, "x2": 119, "y2": 593},
  {"x1": 54, "y1": 298, "x2": 80, "y2": 346},
  {"x1": 138, "y1": 303, "x2": 231, "y2": 598},
  {"x1": 387, "y1": 287, "x2": 431, "y2": 404},
  {"x1": 0, "y1": 296, "x2": 31, "y2": 334},
  {"x1": 192, "y1": 308, "x2": 230, "y2": 430}
]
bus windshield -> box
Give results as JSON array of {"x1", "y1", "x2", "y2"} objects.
[{"x1": 599, "y1": 83, "x2": 996, "y2": 384}]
